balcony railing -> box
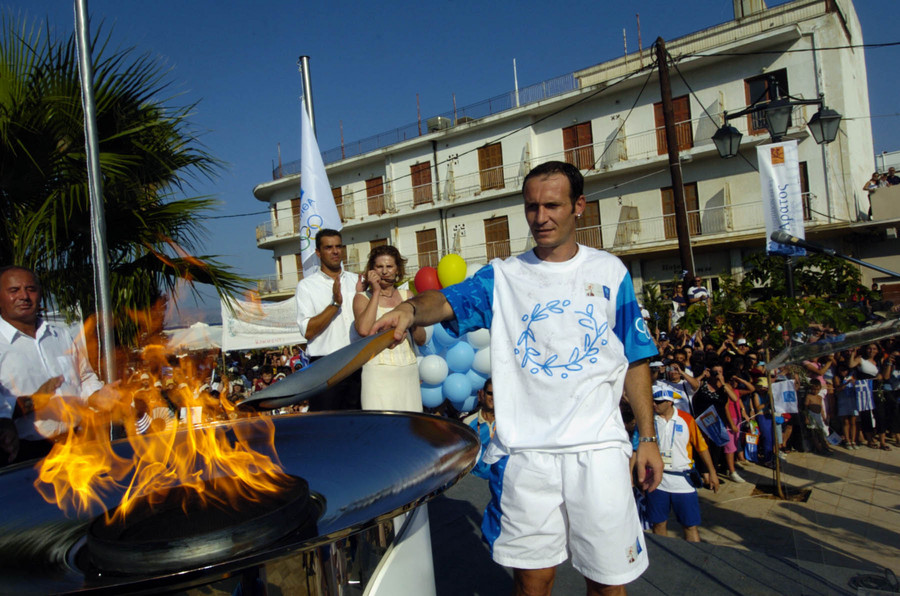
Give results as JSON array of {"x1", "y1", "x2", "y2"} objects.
[
  {"x1": 258, "y1": 193, "x2": 818, "y2": 297},
  {"x1": 256, "y1": 107, "x2": 817, "y2": 247},
  {"x1": 274, "y1": 73, "x2": 577, "y2": 179}
]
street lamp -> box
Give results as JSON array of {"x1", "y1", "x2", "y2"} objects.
[
  {"x1": 807, "y1": 105, "x2": 842, "y2": 145},
  {"x1": 711, "y1": 122, "x2": 742, "y2": 159},
  {"x1": 711, "y1": 77, "x2": 842, "y2": 158}
]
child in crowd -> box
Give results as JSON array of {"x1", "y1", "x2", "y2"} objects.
[{"x1": 805, "y1": 379, "x2": 833, "y2": 454}]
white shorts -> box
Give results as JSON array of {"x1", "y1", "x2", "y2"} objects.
[{"x1": 482, "y1": 446, "x2": 648, "y2": 586}]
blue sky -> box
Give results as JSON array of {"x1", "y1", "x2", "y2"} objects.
[{"x1": 13, "y1": 0, "x2": 900, "y2": 324}]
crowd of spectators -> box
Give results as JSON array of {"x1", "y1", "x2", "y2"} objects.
[
  {"x1": 118, "y1": 344, "x2": 312, "y2": 434},
  {"x1": 627, "y1": 298, "x2": 899, "y2": 492}
]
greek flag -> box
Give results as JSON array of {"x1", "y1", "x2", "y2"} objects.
[
  {"x1": 855, "y1": 379, "x2": 875, "y2": 412},
  {"x1": 299, "y1": 96, "x2": 342, "y2": 276}
]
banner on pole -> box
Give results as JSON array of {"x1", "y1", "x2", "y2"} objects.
[
  {"x1": 299, "y1": 96, "x2": 342, "y2": 277},
  {"x1": 220, "y1": 297, "x2": 306, "y2": 352},
  {"x1": 758, "y1": 140, "x2": 806, "y2": 257},
  {"x1": 772, "y1": 379, "x2": 799, "y2": 414},
  {"x1": 696, "y1": 405, "x2": 730, "y2": 447}
]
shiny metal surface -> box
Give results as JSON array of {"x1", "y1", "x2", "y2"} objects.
[
  {"x1": 237, "y1": 330, "x2": 395, "y2": 410},
  {"x1": 0, "y1": 411, "x2": 478, "y2": 594}
]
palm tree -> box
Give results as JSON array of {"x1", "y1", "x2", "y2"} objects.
[{"x1": 0, "y1": 16, "x2": 248, "y2": 346}]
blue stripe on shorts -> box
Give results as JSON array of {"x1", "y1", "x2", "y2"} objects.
[{"x1": 481, "y1": 454, "x2": 509, "y2": 555}]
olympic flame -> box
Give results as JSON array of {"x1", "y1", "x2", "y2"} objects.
[{"x1": 34, "y1": 320, "x2": 290, "y2": 524}]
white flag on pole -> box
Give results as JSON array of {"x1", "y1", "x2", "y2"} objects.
[
  {"x1": 299, "y1": 96, "x2": 342, "y2": 276},
  {"x1": 772, "y1": 379, "x2": 799, "y2": 414},
  {"x1": 758, "y1": 140, "x2": 806, "y2": 257}
]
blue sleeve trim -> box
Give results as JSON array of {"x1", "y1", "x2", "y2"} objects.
[
  {"x1": 440, "y1": 265, "x2": 494, "y2": 337},
  {"x1": 614, "y1": 272, "x2": 658, "y2": 363}
]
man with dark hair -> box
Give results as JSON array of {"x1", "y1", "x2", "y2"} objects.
[
  {"x1": 373, "y1": 161, "x2": 661, "y2": 595},
  {"x1": 294, "y1": 228, "x2": 361, "y2": 410},
  {"x1": 0, "y1": 266, "x2": 118, "y2": 462}
]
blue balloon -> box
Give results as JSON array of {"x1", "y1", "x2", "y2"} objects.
[
  {"x1": 442, "y1": 373, "x2": 472, "y2": 404},
  {"x1": 445, "y1": 341, "x2": 475, "y2": 373},
  {"x1": 466, "y1": 369, "x2": 488, "y2": 392},
  {"x1": 421, "y1": 383, "x2": 444, "y2": 409},
  {"x1": 459, "y1": 394, "x2": 478, "y2": 413},
  {"x1": 433, "y1": 324, "x2": 457, "y2": 347},
  {"x1": 417, "y1": 337, "x2": 438, "y2": 356}
]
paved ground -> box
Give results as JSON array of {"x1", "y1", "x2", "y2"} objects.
[{"x1": 430, "y1": 443, "x2": 900, "y2": 595}]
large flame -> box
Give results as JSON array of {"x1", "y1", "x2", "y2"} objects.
[{"x1": 34, "y1": 322, "x2": 291, "y2": 524}]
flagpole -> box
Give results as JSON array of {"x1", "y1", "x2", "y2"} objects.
[
  {"x1": 298, "y1": 56, "x2": 315, "y2": 136},
  {"x1": 297, "y1": 58, "x2": 342, "y2": 278},
  {"x1": 74, "y1": 0, "x2": 116, "y2": 384}
]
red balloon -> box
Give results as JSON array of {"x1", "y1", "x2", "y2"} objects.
[{"x1": 414, "y1": 267, "x2": 442, "y2": 293}]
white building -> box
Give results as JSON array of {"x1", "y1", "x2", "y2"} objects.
[{"x1": 254, "y1": 0, "x2": 892, "y2": 301}]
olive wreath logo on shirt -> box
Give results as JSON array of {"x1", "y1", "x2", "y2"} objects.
[{"x1": 515, "y1": 300, "x2": 608, "y2": 379}]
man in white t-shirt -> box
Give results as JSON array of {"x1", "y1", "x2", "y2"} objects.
[
  {"x1": 294, "y1": 229, "x2": 361, "y2": 410},
  {"x1": 687, "y1": 276, "x2": 710, "y2": 312},
  {"x1": 372, "y1": 162, "x2": 662, "y2": 596},
  {"x1": 647, "y1": 388, "x2": 718, "y2": 542}
]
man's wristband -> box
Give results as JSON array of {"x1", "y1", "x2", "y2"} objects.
[
  {"x1": 402, "y1": 301, "x2": 417, "y2": 319},
  {"x1": 638, "y1": 435, "x2": 658, "y2": 443}
]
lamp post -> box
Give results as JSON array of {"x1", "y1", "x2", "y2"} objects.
[
  {"x1": 711, "y1": 79, "x2": 842, "y2": 499},
  {"x1": 712, "y1": 77, "x2": 841, "y2": 159}
]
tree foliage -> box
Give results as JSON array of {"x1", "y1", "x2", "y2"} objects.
[
  {"x1": 0, "y1": 16, "x2": 248, "y2": 345},
  {"x1": 677, "y1": 252, "x2": 869, "y2": 350}
]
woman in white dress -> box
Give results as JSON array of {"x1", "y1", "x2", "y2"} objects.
[{"x1": 353, "y1": 246, "x2": 427, "y2": 411}]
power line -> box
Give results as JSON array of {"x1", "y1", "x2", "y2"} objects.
[
  {"x1": 217, "y1": 63, "x2": 658, "y2": 222},
  {"x1": 207, "y1": 210, "x2": 269, "y2": 220},
  {"x1": 589, "y1": 64, "x2": 656, "y2": 170}
]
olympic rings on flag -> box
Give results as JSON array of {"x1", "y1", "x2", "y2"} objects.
[{"x1": 298, "y1": 214, "x2": 325, "y2": 251}]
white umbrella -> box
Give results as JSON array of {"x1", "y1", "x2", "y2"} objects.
[{"x1": 167, "y1": 322, "x2": 222, "y2": 352}]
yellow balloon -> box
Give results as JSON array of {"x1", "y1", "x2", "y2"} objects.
[{"x1": 437, "y1": 254, "x2": 467, "y2": 287}]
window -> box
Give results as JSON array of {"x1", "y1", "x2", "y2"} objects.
[
  {"x1": 295, "y1": 254, "x2": 303, "y2": 277},
  {"x1": 563, "y1": 122, "x2": 595, "y2": 170},
  {"x1": 744, "y1": 69, "x2": 790, "y2": 135},
  {"x1": 416, "y1": 229, "x2": 439, "y2": 269},
  {"x1": 332, "y1": 187, "x2": 344, "y2": 222},
  {"x1": 478, "y1": 143, "x2": 504, "y2": 191},
  {"x1": 661, "y1": 183, "x2": 700, "y2": 240},
  {"x1": 366, "y1": 176, "x2": 385, "y2": 216},
  {"x1": 575, "y1": 201, "x2": 602, "y2": 248},
  {"x1": 411, "y1": 162, "x2": 433, "y2": 206},
  {"x1": 484, "y1": 216, "x2": 510, "y2": 260},
  {"x1": 291, "y1": 198, "x2": 300, "y2": 232},
  {"x1": 654, "y1": 95, "x2": 693, "y2": 155},
  {"x1": 370, "y1": 238, "x2": 387, "y2": 252},
  {"x1": 799, "y1": 161, "x2": 811, "y2": 221}
]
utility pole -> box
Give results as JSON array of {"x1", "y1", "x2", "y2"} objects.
[{"x1": 656, "y1": 38, "x2": 695, "y2": 281}]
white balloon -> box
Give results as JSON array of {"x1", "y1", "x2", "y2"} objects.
[
  {"x1": 419, "y1": 354, "x2": 449, "y2": 385},
  {"x1": 467, "y1": 328, "x2": 491, "y2": 350},
  {"x1": 466, "y1": 263, "x2": 485, "y2": 278},
  {"x1": 472, "y1": 348, "x2": 491, "y2": 375},
  {"x1": 422, "y1": 324, "x2": 434, "y2": 344}
]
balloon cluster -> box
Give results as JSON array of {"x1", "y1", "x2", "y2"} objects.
[{"x1": 414, "y1": 254, "x2": 491, "y2": 412}]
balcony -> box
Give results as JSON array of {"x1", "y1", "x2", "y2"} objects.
[
  {"x1": 257, "y1": 193, "x2": 818, "y2": 298},
  {"x1": 402, "y1": 194, "x2": 817, "y2": 276},
  {"x1": 256, "y1": 218, "x2": 300, "y2": 248}
]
